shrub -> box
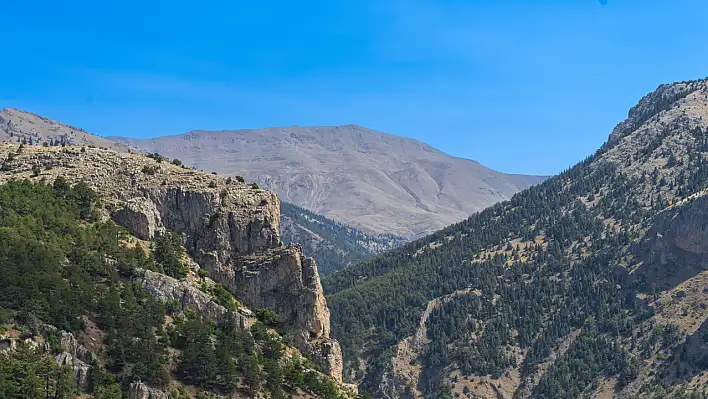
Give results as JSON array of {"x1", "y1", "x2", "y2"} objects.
[
  {"x1": 141, "y1": 165, "x2": 158, "y2": 175},
  {"x1": 255, "y1": 308, "x2": 279, "y2": 325},
  {"x1": 147, "y1": 153, "x2": 164, "y2": 163}
]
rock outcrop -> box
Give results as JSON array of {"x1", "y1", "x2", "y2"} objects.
[
  {"x1": 0, "y1": 329, "x2": 93, "y2": 391},
  {"x1": 112, "y1": 198, "x2": 164, "y2": 240},
  {"x1": 607, "y1": 80, "x2": 704, "y2": 145},
  {"x1": 137, "y1": 269, "x2": 253, "y2": 330},
  {"x1": 308, "y1": 338, "x2": 345, "y2": 384},
  {"x1": 209, "y1": 244, "x2": 344, "y2": 381},
  {"x1": 55, "y1": 351, "x2": 91, "y2": 391},
  {"x1": 127, "y1": 382, "x2": 169, "y2": 399},
  {"x1": 53, "y1": 331, "x2": 95, "y2": 391},
  {"x1": 0, "y1": 145, "x2": 343, "y2": 380}
]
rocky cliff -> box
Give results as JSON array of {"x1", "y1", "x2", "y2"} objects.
[{"x1": 0, "y1": 144, "x2": 343, "y2": 381}]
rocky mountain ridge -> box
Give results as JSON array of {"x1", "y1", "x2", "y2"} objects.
[
  {"x1": 109, "y1": 124, "x2": 546, "y2": 239},
  {"x1": 0, "y1": 108, "x2": 130, "y2": 152},
  {"x1": 0, "y1": 144, "x2": 352, "y2": 397}
]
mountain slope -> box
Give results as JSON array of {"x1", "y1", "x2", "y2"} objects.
[
  {"x1": 280, "y1": 201, "x2": 406, "y2": 276},
  {"x1": 0, "y1": 145, "x2": 354, "y2": 398},
  {"x1": 109, "y1": 125, "x2": 546, "y2": 239},
  {"x1": 0, "y1": 108, "x2": 130, "y2": 152},
  {"x1": 323, "y1": 79, "x2": 708, "y2": 398}
]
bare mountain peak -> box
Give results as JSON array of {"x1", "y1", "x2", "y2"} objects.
[{"x1": 111, "y1": 125, "x2": 546, "y2": 238}]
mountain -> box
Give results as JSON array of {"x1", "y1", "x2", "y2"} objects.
[
  {"x1": 108, "y1": 125, "x2": 547, "y2": 239},
  {"x1": 0, "y1": 144, "x2": 355, "y2": 398},
  {"x1": 280, "y1": 201, "x2": 406, "y2": 276},
  {"x1": 0, "y1": 108, "x2": 130, "y2": 152},
  {"x1": 3, "y1": 106, "x2": 401, "y2": 276},
  {"x1": 323, "y1": 79, "x2": 708, "y2": 398}
]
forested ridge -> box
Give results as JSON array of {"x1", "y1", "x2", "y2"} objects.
[
  {"x1": 0, "y1": 177, "x2": 350, "y2": 398},
  {"x1": 280, "y1": 201, "x2": 405, "y2": 276},
  {"x1": 324, "y1": 79, "x2": 708, "y2": 398}
]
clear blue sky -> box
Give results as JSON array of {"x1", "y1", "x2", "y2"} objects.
[{"x1": 2, "y1": 0, "x2": 707, "y2": 175}]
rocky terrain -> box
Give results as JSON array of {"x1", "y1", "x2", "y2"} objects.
[
  {"x1": 0, "y1": 108, "x2": 130, "y2": 152},
  {"x1": 109, "y1": 124, "x2": 546, "y2": 239},
  {"x1": 324, "y1": 78, "x2": 708, "y2": 398},
  {"x1": 0, "y1": 144, "x2": 354, "y2": 398}
]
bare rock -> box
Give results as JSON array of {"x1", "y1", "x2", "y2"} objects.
[
  {"x1": 307, "y1": 338, "x2": 344, "y2": 383},
  {"x1": 209, "y1": 244, "x2": 342, "y2": 380},
  {"x1": 0, "y1": 146, "x2": 342, "y2": 381},
  {"x1": 127, "y1": 382, "x2": 169, "y2": 399},
  {"x1": 112, "y1": 197, "x2": 163, "y2": 240},
  {"x1": 58, "y1": 331, "x2": 94, "y2": 362},
  {"x1": 212, "y1": 246, "x2": 329, "y2": 343},
  {"x1": 608, "y1": 81, "x2": 703, "y2": 144},
  {"x1": 137, "y1": 268, "x2": 252, "y2": 330},
  {"x1": 55, "y1": 352, "x2": 91, "y2": 391}
]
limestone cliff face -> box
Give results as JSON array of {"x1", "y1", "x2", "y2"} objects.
[
  {"x1": 634, "y1": 192, "x2": 708, "y2": 290},
  {"x1": 208, "y1": 244, "x2": 344, "y2": 380},
  {"x1": 0, "y1": 145, "x2": 343, "y2": 380},
  {"x1": 211, "y1": 246, "x2": 329, "y2": 343}
]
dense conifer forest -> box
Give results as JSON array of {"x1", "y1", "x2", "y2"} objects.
[
  {"x1": 280, "y1": 201, "x2": 405, "y2": 275},
  {"x1": 324, "y1": 81, "x2": 708, "y2": 398}
]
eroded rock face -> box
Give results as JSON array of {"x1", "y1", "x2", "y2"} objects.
[
  {"x1": 645, "y1": 194, "x2": 708, "y2": 261},
  {"x1": 52, "y1": 332, "x2": 95, "y2": 391},
  {"x1": 633, "y1": 193, "x2": 708, "y2": 291},
  {"x1": 209, "y1": 244, "x2": 343, "y2": 381},
  {"x1": 669, "y1": 197, "x2": 708, "y2": 256},
  {"x1": 137, "y1": 269, "x2": 253, "y2": 330},
  {"x1": 608, "y1": 81, "x2": 702, "y2": 144},
  {"x1": 127, "y1": 382, "x2": 169, "y2": 399},
  {"x1": 112, "y1": 198, "x2": 163, "y2": 240}
]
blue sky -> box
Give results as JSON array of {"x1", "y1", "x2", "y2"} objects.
[{"x1": 2, "y1": 0, "x2": 707, "y2": 176}]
